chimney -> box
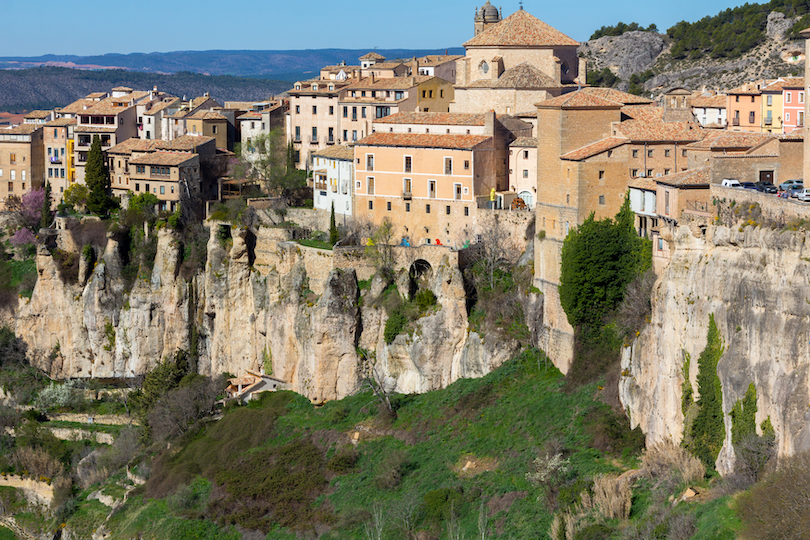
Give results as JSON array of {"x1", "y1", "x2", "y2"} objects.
[{"x1": 485, "y1": 109, "x2": 495, "y2": 135}]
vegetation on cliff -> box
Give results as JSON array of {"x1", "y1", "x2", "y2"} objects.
[
  {"x1": 666, "y1": 0, "x2": 810, "y2": 60},
  {"x1": 590, "y1": 22, "x2": 659, "y2": 40}
]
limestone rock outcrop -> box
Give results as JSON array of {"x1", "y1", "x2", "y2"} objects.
[
  {"x1": 16, "y1": 223, "x2": 520, "y2": 402},
  {"x1": 620, "y1": 224, "x2": 810, "y2": 474}
]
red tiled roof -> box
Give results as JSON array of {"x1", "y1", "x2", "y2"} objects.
[
  {"x1": 466, "y1": 62, "x2": 556, "y2": 89},
  {"x1": 763, "y1": 77, "x2": 804, "y2": 92},
  {"x1": 561, "y1": 136, "x2": 629, "y2": 160},
  {"x1": 129, "y1": 151, "x2": 198, "y2": 166},
  {"x1": 538, "y1": 87, "x2": 650, "y2": 109},
  {"x1": 691, "y1": 94, "x2": 727, "y2": 108},
  {"x1": 356, "y1": 132, "x2": 490, "y2": 150},
  {"x1": 690, "y1": 132, "x2": 771, "y2": 150},
  {"x1": 510, "y1": 137, "x2": 537, "y2": 147},
  {"x1": 375, "y1": 112, "x2": 487, "y2": 125},
  {"x1": 312, "y1": 144, "x2": 354, "y2": 160},
  {"x1": 360, "y1": 52, "x2": 386, "y2": 60},
  {"x1": 464, "y1": 8, "x2": 578, "y2": 47},
  {"x1": 628, "y1": 176, "x2": 658, "y2": 190},
  {"x1": 0, "y1": 124, "x2": 41, "y2": 135},
  {"x1": 615, "y1": 106, "x2": 704, "y2": 143},
  {"x1": 656, "y1": 167, "x2": 710, "y2": 187}
]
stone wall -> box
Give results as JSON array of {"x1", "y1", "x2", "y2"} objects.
[
  {"x1": 711, "y1": 184, "x2": 810, "y2": 224},
  {"x1": 286, "y1": 208, "x2": 330, "y2": 231}
]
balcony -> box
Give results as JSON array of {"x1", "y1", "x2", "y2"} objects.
[
  {"x1": 327, "y1": 137, "x2": 335, "y2": 145},
  {"x1": 764, "y1": 117, "x2": 773, "y2": 126},
  {"x1": 314, "y1": 180, "x2": 327, "y2": 190},
  {"x1": 310, "y1": 136, "x2": 318, "y2": 143},
  {"x1": 50, "y1": 156, "x2": 62, "y2": 164},
  {"x1": 403, "y1": 190, "x2": 412, "y2": 200},
  {"x1": 732, "y1": 118, "x2": 740, "y2": 126}
]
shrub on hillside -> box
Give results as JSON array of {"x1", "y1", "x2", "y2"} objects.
[
  {"x1": 737, "y1": 450, "x2": 810, "y2": 540},
  {"x1": 640, "y1": 442, "x2": 705, "y2": 485}
]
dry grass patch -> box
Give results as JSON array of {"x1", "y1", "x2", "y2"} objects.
[
  {"x1": 452, "y1": 454, "x2": 498, "y2": 478},
  {"x1": 640, "y1": 441, "x2": 705, "y2": 485}
]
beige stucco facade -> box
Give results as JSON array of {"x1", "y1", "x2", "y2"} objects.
[{"x1": 0, "y1": 124, "x2": 44, "y2": 207}]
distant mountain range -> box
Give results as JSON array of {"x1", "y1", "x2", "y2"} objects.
[{"x1": 0, "y1": 48, "x2": 465, "y2": 81}]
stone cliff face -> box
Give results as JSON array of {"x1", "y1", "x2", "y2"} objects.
[
  {"x1": 16, "y1": 224, "x2": 519, "y2": 402},
  {"x1": 620, "y1": 224, "x2": 810, "y2": 474}
]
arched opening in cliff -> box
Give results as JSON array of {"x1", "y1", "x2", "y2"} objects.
[{"x1": 408, "y1": 259, "x2": 432, "y2": 300}]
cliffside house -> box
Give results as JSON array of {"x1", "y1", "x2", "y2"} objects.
[
  {"x1": 353, "y1": 110, "x2": 514, "y2": 246},
  {"x1": 507, "y1": 137, "x2": 538, "y2": 208},
  {"x1": 726, "y1": 81, "x2": 768, "y2": 133},
  {"x1": 43, "y1": 117, "x2": 76, "y2": 197},
  {"x1": 312, "y1": 144, "x2": 355, "y2": 217},
  {"x1": 0, "y1": 124, "x2": 44, "y2": 209},
  {"x1": 165, "y1": 94, "x2": 223, "y2": 141},
  {"x1": 226, "y1": 370, "x2": 287, "y2": 404},
  {"x1": 781, "y1": 78, "x2": 805, "y2": 134},
  {"x1": 106, "y1": 135, "x2": 217, "y2": 208},
  {"x1": 690, "y1": 92, "x2": 727, "y2": 128}
]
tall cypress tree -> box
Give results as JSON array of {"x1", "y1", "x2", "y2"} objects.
[
  {"x1": 85, "y1": 135, "x2": 114, "y2": 215},
  {"x1": 40, "y1": 180, "x2": 52, "y2": 229},
  {"x1": 329, "y1": 201, "x2": 339, "y2": 246}
]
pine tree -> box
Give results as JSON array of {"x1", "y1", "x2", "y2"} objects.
[
  {"x1": 85, "y1": 135, "x2": 115, "y2": 216},
  {"x1": 329, "y1": 202, "x2": 339, "y2": 246},
  {"x1": 40, "y1": 180, "x2": 52, "y2": 229}
]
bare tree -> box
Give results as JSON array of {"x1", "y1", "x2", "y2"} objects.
[
  {"x1": 365, "y1": 218, "x2": 396, "y2": 278},
  {"x1": 148, "y1": 375, "x2": 225, "y2": 442},
  {"x1": 359, "y1": 351, "x2": 396, "y2": 420},
  {"x1": 446, "y1": 501, "x2": 462, "y2": 540},
  {"x1": 394, "y1": 490, "x2": 422, "y2": 539},
  {"x1": 363, "y1": 502, "x2": 386, "y2": 540},
  {"x1": 478, "y1": 498, "x2": 489, "y2": 540},
  {"x1": 473, "y1": 214, "x2": 520, "y2": 290}
]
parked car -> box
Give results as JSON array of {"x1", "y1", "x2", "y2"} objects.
[
  {"x1": 779, "y1": 179, "x2": 804, "y2": 191},
  {"x1": 721, "y1": 178, "x2": 741, "y2": 188},
  {"x1": 740, "y1": 182, "x2": 759, "y2": 190},
  {"x1": 796, "y1": 189, "x2": 810, "y2": 202},
  {"x1": 755, "y1": 182, "x2": 777, "y2": 194}
]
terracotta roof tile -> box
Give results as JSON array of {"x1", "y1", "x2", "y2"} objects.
[
  {"x1": 187, "y1": 110, "x2": 227, "y2": 121},
  {"x1": 107, "y1": 135, "x2": 215, "y2": 155},
  {"x1": 763, "y1": 77, "x2": 804, "y2": 92},
  {"x1": 360, "y1": 52, "x2": 386, "y2": 61},
  {"x1": 0, "y1": 124, "x2": 41, "y2": 135},
  {"x1": 466, "y1": 62, "x2": 556, "y2": 89},
  {"x1": 656, "y1": 166, "x2": 710, "y2": 187},
  {"x1": 44, "y1": 117, "x2": 76, "y2": 127},
  {"x1": 375, "y1": 112, "x2": 487, "y2": 125},
  {"x1": 238, "y1": 111, "x2": 263, "y2": 120},
  {"x1": 312, "y1": 144, "x2": 354, "y2": 161},
  {"x1": 510, "y1": 137, "x2": 537, "y2": 147},
  {"x1": 538, "y1": 90, "x2": 623, "y2": 109},
  {"x1": 464, "y1": 9, "x2": 578, "y2": 47},
  {"x1": 129, "y1": 151, "x2": 198, "y2": 166},
  {"x1": 561, "y1": 136, "x2": 629, "y2": 160},
  {"x1": 614, "y1": 106, "x2": 704, "y2": 143},
  {"x1": 628, "y1": 176, "x2": 658, "y2": 190},
  {"x1": 691, "y1": 94, "x2": 727, "y2": 108},
  {"x1": 356, "y1": 132, "x2": 490, "y2": 150},
  {"x1": 75, "y1": 125, "x2": 118, "y2": 133},
  {"x1": 24, "y1": 110, "x2": 52, "y2": 119},
  {"x1": 694, "y1": 132, "x2": 772, "y2": 149},
  {"x1": 144, "y1": 97, "x2": 180, "y2": 115}
]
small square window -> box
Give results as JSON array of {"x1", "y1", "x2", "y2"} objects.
[
  {"x1": 406, "y1": 202, "x2": 410, "y2": 212},
  {"x1": 446, "y1": 205, "x2": 451, "y2": 215},
  {"x1": 599, "y1": 195, "x2": 605, "y2": 205},
  {"x1": 369, "y1": 200, "x2": 373, "y2": 210},
  {"x1": 464, "y1": 206, "x2": 469, "y2": 216},
  {"x1": 598, "y1": 170, "x2": 605, "y2": 179},
  {"x1": 632, "y1": 150, "x2": 638, "y2": 158},
  {"x1": 426, "y1": 204, "x2": 431, "y2": 214},
  {"x1": 387, "y1": 201, "x2": 392, "y2": 211}
]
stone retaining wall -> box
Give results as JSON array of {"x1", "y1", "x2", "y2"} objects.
[
  {"x1": 711, "y1": 184, "x2": 810, "y2": 224},
  {"x1": 48, "y1": 413, "x2": 138, "y2": 426}
]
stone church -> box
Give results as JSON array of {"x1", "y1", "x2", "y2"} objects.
[{"x1": 452, "y1": 3, "x2": 586, "y2": 114}]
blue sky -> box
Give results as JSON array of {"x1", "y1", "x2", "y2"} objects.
[{"x1": 3, "y1": 0, "x2": 745, "y2": 57}]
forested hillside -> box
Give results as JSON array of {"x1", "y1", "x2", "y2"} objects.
[
  {"x1": 0, "y1": 68, "x2": 290, "y2": 113},
  {"x1": 667, "y1": 0, "x2": 810, "y2": 59}
]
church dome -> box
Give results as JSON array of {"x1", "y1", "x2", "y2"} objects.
[{"x1": 478, "y1": 1, "x2": 500, "y2": 22}]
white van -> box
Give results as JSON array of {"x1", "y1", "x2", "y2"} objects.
[{"x1": 721, "y1": 179, "x2": 741, "y2": 188}]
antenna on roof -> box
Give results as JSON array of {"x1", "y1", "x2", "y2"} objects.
[{"x1": 519, "y1": 0, "x2": 523, "y2": 10}]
